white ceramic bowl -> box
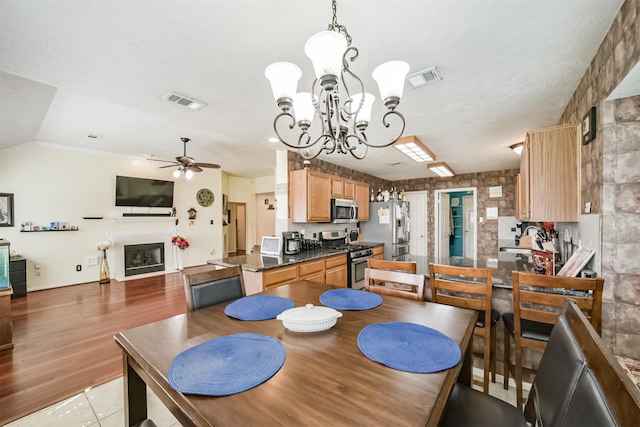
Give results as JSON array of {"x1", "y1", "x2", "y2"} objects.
[{"x1": 276, "y1": 303, "x2": 343, "y2": 333}]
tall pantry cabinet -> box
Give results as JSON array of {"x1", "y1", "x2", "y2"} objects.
[{"x1": 517, "y1": 124, "x2": 581, "y2": 222}]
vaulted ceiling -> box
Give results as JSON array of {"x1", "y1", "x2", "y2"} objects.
[{"x1": 0, "y1": 0, "x2": 631, "y2": 181}]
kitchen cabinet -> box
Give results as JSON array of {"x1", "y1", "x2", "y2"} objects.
[
  {"x1": 518, "y1": 124, "x2": 580, "y2": 222},
  {"x1": 298, "y1": 259, "x2": 325, "y2": 282},
  {"x1": 290, "y1": 169, "x2": 332, "y2": 222},
  {"x1": 372, "y1": 245, "x2": 383, "y2": 260},
  {"x1": 290, "y1": 169, "x2": 369, "y2": 223},
  {"x1": 262, "y1": 265, "x2": 298, "y2": 290},
  {"x1": 324, "y1": 254, "x2": 348, "y2": 287},
  {"x1": 355, "y1": 182, "x2": 370, "y2": 221}
]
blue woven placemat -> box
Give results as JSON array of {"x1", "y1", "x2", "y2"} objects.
[
  {"x1": 319, "y1": 288, "x2": 383, "y2": 310},
  {"x1": 224, "y1": 295, "x2": 295, "y2": 320},
  {"x1": 357, "y1": 322, "x2": 461, "y2": 373},
  {"x1": 168, "y1": 332, "x2": 285, "y2": 396}
]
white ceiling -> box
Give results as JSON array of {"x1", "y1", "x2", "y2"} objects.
[{"x1": 0, "y1": 0, "x2": 629, "y2": 181}]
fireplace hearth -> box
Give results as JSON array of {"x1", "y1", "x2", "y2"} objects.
[{"x1": 124, "y1": 243, "x2": 165, "y2": 277}]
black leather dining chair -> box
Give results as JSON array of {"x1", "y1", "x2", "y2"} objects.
[{"x1": 182, "y1": 265, "x2": 245, "y2": 311}]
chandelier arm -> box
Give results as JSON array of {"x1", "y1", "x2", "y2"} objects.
[
  {"x1": 273, "y1": 112, "x2": 326, "y2": 150},
  {"x1": 341, "y1": 48, "x2": 365, "y2": 118},
  {"x1": 359, "y1": 110, "x2": 407, "y2": 148},
  {"x1": 343, "y1": 134, "x2": 368, "y2": 160}
]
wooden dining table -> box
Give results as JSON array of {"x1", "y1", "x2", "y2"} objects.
[{"x1": 114, "y1": 281, "x2": 477, "y2": 427}]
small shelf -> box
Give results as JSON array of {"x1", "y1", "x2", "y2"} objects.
[
  {"x1": 21, "y1": 229, "x2": 79, "y2": 232},
  {"x1": 82, "y1": 216, "x2": 104, "y2": 220}
]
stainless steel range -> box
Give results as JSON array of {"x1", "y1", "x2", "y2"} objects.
[{"x1": 320, "y1": 230, "x2": 374, "y2": 290}]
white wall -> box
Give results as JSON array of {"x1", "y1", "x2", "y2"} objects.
[
  {"x1": 0, "y1": 143, "x2": 225, "y2": 291},
  {"x1": 228, "y1": 175, "x2": 275, "y2": 251},
  {"x1": 255, "y1": 192, "x2": 276, "y2": 242}
]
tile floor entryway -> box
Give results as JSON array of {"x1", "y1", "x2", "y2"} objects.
[{"x1": 4, "y1": 369, "x2": 529, "y2": 427}]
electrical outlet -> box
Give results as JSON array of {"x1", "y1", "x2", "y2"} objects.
[{"x1": 76, "y1": 264, "x2": 82, "y2": 272}]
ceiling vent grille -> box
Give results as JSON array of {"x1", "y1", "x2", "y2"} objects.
[
  {"x1": 406, "y1": 67, "x2": 442, "y2": 88},
  {"x1": 161, "y1": 92, "x2": 207, "y2": 111}
]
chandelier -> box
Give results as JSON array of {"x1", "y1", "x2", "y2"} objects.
[{"x1": 264, "y1": 0, "x2": 410, "y2": 160}]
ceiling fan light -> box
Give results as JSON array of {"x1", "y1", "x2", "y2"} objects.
[
  {"x1": 173, "y1": 169, "x2": 181, "y2": 178},
  {"x1": 304, "y1": 31, "x2": 347, "y2": 81},
  {"x1": 185, "y1": 169, "x2": 194, "y2": 180},
  {"x1": 372, "y1": 60, "x2": 410, "y2": 105}
]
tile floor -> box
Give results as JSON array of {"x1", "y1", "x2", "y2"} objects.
[{"x1": 5, "y1": 368, "x2": 528, "y2": 426}]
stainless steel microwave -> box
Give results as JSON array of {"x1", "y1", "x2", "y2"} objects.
[{"x1": 331, "y1": 199, "x2": 358, "y2": 224}]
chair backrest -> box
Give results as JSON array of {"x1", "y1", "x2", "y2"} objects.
[
  {"x1": 524, "y1": 299, "x2": 640, "y2": 427},
  {"x1": 364, "y1": 267, "x2": 426, "y2": 301},
  {"x1": 367, "y1": 258, "x2": 417, "y2": 273},
  {"x1": 429, "y1": 264, "x2": 493, "y2": 319},
  {"x1": 512, "y1": 272, "x2": 604, "y2": 340},
  {"x1": 182, "y1": 265, "x2": 245, "y2": 311}
]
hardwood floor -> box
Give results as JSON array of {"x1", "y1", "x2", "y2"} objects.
[{"x1": 0, "y1": 265, "x2": 214, "y2": 425}]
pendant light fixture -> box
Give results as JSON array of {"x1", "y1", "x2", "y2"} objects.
[{"x1": 265, "y1": 0, "x2": 410, "y2": 160}]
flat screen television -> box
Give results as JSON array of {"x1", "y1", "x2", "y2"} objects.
[{"x1": 115, "y1": 175, "x2": 174, "y2": 208}]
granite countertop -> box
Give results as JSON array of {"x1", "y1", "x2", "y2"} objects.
[{"x1": 208, "y1": 242, "x2": 383, "y2": 272}]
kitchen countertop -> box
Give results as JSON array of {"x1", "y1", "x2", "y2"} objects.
[{"x1": 208, "y1": 242, "x2": 384, "y2": 272}]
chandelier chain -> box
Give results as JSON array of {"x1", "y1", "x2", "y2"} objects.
[{"x1": 328, "y1": 0, "x2": 352, "y2": 46}]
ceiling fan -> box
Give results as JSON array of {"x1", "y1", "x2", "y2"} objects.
[{"x1": 148, "y1": 137, "x2": 220, "y2": 179}]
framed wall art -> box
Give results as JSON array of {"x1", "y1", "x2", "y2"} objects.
[
  {"x1": 582, "y1": 106, "x2": 596, "y2": 145},
  {"x1": 0, "y1": 193, "x2": 14, "y2": 227}
]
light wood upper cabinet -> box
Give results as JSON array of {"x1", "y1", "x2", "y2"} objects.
[
  {"x1": 290, "y1": 169, "x2": 369, "y2": 223},
  {"x1": 290, "y1": 169, "x2": 332, "y2": 223},
  {"x1": 355, "y1": 182, "x2": 370, "y2": 221},
  {"x1": 331, "y1": 177, "x2": 345, "y2": 199},
  {"x1": 343, "y1": 180, "x2": 355, "y2": 200},
  {"x1": 518, "y1": 124, "x2": 580, "y2": 221}
]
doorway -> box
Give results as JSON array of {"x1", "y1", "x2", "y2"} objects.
[
  {"x1": 405, "y1": 191, "x2": 427, "y2": 257},
  {"x1": 227, "y1": 202, "x2": 247, "y2": 256},
  {"x1": 434, "y1": 188, "x2": 477, "y2": 259}
]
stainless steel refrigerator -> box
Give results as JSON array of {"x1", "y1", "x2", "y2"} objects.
[{"x1": 360, "y1": 200, "x2": 410, "y2": 261}]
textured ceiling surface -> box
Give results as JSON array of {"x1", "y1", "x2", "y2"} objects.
[{"x1": 0, "y1": 0, "x2": 628, "y2": 181}]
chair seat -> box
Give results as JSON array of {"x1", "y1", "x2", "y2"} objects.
[
  {"x1": 503, "y1": 312, "x2": 554, "y2": 342},
  {"x1": 476, "y1": 308, "x2": 500, "y2": 328},
  {"x1": 440, "y1": 383, "x2": 527, "y2": 427}
]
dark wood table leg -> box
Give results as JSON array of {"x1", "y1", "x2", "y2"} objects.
[
  {"x1": 457, "y1": 342, "x2": 473, "y2": 386},
  {"x1": 122, "y1": 353, "x2": 147, "y2": 427}
]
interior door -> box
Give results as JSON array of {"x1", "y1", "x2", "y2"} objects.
[
  {"x1": 463, "y1": 196, "x2": 475, "y2": 258},
  {"x1": 439, "y1": 193, "x2": 450, "y2": 258},
  {"x1": 405, "y1": 192, "x2": 427, "y2": 257}
]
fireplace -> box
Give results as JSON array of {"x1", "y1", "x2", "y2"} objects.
[
  {"x1": 124, "y1": 243, "x2": 165, "y2": 277},
  {"x1": 108, "y1": 226, "x2": 176, "y2": 281}
]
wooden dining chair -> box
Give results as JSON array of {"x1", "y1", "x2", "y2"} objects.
[
  {"x1": 182, "y1": 265, "x2": 245, "y2": 311},
  {"x1": 364, "y1": 267, "x2": 426, "y2": 301},
  {"x1": 503, "y1": 271, "x2": 604, "y2": 409},
  {"x1": 366, "y1": 258, "x2": 417, "y2": 289},
  {"x1": 429, "y1": 263, "x2": 499, "y2": 394}
]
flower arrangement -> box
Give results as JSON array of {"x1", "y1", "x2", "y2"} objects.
[
  {"x1": 96, "y1": 240, "x2": 112, "y2": 251},
  {"x1": 172, "y1": 235, "x2": 189, "y2": 251}
]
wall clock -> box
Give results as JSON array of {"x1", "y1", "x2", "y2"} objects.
[{"x1": 196, "y1": 188, "x2": 214, "y2": 207}]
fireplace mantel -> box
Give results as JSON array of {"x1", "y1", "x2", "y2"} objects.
[{"x1": 107, "y1": 228, "x2": 177, "y2": 280}]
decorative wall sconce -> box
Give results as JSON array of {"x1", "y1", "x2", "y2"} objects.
[{"x1": 509, "y1": 142, "x2": 524, "y2": 155}]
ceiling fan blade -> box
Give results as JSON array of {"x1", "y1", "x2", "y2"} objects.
[
  {"x1": 187, "y1": 165, "x2": 203, "y2": 172},
  {"x1": 193, "y1": 162, "x2": 221, "y2": 169},
  {"x1": 147, "y1": 158, "x2": 179, "y2": 165},
  {"x1": 159, "y1": 164, "x2": 178, "y2": 169}
]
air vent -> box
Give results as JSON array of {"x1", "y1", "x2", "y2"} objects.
[
  {"x1": 388, "y1": 161, "x2": 402, "y2": 167},
  {"x1": 406, "y1": 67, "x2": 442, "y2": 88},
  {"x1": 85, "y1": 134, "x2": 101, "y2": 140},
  {"x1": 161, "y1": 92, "x2": 207, "y2": 111}
]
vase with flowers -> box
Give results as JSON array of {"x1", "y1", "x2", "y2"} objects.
[
  {"x1": 96, "y1": 240, "x2": 112, "y2": 284},
  {"x1": 172, "y1": 235, "x2": 189, "y2": 270}
]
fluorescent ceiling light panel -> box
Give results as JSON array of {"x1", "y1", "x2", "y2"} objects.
[
  {"x1": 428, "y1": 161, "x2": 455, "y2": 177},
  {"x1": 394, "y1": 136, "x2": 435, "y2": 163}
]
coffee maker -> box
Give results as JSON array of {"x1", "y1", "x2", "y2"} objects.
[{"x1": 282, "y1": 231, "x2": 301, "y2": 255}]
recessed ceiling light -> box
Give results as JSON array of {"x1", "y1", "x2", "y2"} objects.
[{"x1": 267, "y1": 137, "x2": 280, "y2": 143}]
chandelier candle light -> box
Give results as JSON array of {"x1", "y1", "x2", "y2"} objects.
[{"x1": 265, "y1": 0, "x2": 410, "y2": 160}]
